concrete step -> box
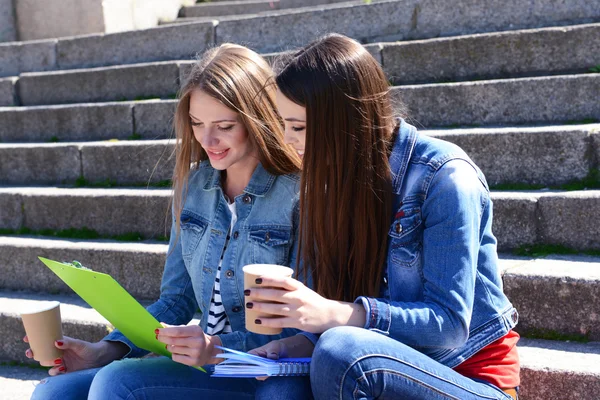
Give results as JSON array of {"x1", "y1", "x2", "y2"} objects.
[
  {"x1": 397, "y1": 73, "x2": 600, "y2": 127},
  {"x1": 180, "y1": 0, "x2": 281, "y2": 17},
  {"x1": 1, "y1": 291, "x2": 598, "y2": 400},
  {"x1": 501, "y1": 255, "x2": 600, "y2": 341},
  {"x1": 517, "y1": 338, "x2": 600, "y2": 400},
  {"x1": 0, "y1": 76, "x2": 17, "y2": 107},
  {"x1": 1, "y1": 187, "x2": 599, "y2": 250},
  {"x1": 0, "y1": 187, "x2": 171, "y2": 240},
  {"x1": 1, "y1": 125, "x2": 597, "y2": 187},
  {"x1": 0, "y1": 364, "x2": 48, "y2": 400},
  {"x1": 0, "y1": 99, "x2": 176, "y2": 143},
  {"x1": 2, "y1": 0, "x2": 599, "y2": 76},
  {"x1": 0, "y1": 140, "x2": 175, "y2": 186},
  {"x1": 383, "y1": 22, "x2": 600, "y2": 84},
  {"x1": 0, "y1": 236, "x2": 167, "y2": 300}
]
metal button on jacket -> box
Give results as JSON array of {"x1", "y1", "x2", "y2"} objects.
[
  {"x1": 232, "y1": 306, "x2": 242, "y2": 313},
  {"x1": 395, "y1": 223, "x2": 402, "y2": 234},
  {"x1": 233, "y1": 231, "x2": 239, "y2": 239},
  {"x1": 242, "y1": 195, "x2": 252, "y2": 204},
  {"x1": 225, "y1": 270, "x2": 234, "y2": 278},
  {"x1": 265, "y1": 232, "x2": 271, "y2": 242}
]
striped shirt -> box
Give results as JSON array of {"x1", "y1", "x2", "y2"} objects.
[{"x1": 206, "y1": 201, "x2": 237, "y2": 335}]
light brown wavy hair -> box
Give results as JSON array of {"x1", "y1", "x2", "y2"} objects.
[
  {"x1": 274, "y1": 34, "x2": 397, "y2": 302},
  {"x1": 172, "y1": 44, "x2": 300, "y2": 235}
]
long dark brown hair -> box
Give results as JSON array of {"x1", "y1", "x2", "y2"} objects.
[
  {"x1": 172, "y1": 44, "x2": 300, "y2": 234},
  {"x1": 274, "y1": 34, "x2": 396, "y2": 302}
]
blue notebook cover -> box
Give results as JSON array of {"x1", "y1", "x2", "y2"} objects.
[{"x1": 212, "y1": 346, "x2": 311, "y2": 378}]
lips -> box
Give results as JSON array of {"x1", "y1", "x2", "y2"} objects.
[
  {"x1": 296, "y1": 149, "x2": 304, "y2": 158},
  {"x1": 206, "y1": 148, "x2": 230, "y2": 161}
]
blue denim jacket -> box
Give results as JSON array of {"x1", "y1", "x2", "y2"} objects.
[
  {"x1": 105, "y1": 161, "x2": 301, "y2": 357},
  {"x1": 357, "y1": 119, "x2": 518, "y2": 368}
]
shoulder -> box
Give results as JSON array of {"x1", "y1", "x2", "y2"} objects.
[{"x1": 270, "y1": 172, "x2": 301, "y2": 199}]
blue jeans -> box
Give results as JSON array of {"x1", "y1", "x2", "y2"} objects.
[
  {"x1": 310, "y1": 326, "x2": 513, "y2": 400},
  {"x1": 30, "y1": 357, "x2": 312, "y2": 400}
]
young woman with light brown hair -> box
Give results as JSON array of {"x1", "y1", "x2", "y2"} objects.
[{"x1": 28, "y1": 43, "x2": 307, "y2": 400}]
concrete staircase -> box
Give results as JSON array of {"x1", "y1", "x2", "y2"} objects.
[{"x1": 0, "y1": 0, "x2": 599, "y2": 398}]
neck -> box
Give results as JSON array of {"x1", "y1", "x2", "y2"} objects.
[{"x1": 222, "y1": 157, "x2": 260, "y2": 201}]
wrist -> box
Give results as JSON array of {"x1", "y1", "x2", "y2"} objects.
[
  {"x1": 208, "y1": 335, "x2": 223, "y2": 364},
  {"x1": 327, "y1": 300, "x2": 366, "y2": 329},
  {"x1": 97, "y1": 340, "x2": 128, "y2": 365}
]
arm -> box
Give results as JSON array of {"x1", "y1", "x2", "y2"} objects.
[
  {"x1": 104, "y1": 213, "x2": 199, "y2": 358},
  {"x1": 356, "y1": 159, "x2": 485, "y2": 348}
]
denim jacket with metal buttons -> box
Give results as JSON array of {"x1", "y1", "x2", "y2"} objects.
[
  {"x1": 356, "y1": 119, "x2": 518, "y2": 368},
  {"x1": 105, "y1": 161, "x2": 301, "y2": 357}
]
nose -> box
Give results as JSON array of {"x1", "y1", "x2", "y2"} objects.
[
  {"x1": 200, "y1": 126, "x2": 219, "y2": 148},
  {"x1": 283, "y1": 128, "x2": 299, "y2": 145}
]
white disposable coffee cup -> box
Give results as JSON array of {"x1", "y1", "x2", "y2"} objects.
[
  {"x1": 243, "y1": 264, "x2": 294, "y2": 335},
  {"x1": 20, "y1": 301, "x2": 64, "y2": 361}
]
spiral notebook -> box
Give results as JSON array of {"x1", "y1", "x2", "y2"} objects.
[{"x1": 212, "y1": 346, "x2": 310, "y2": 378}]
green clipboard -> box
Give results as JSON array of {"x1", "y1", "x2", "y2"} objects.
[{"x1": 38, "y1": 257, "x2": 205, "y2": 372}]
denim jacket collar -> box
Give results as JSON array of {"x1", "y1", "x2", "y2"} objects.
[
  {"x1": 202, "y1": 162, "x2": 276, "y2": 197},
  {"x1": 389, "y1": 119, "x2": 418, "y2": 195}
]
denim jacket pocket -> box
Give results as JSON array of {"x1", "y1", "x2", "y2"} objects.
[
  {"x1": 249, "y1": 226, "x2": 292, "y2": 265},
  {"x1": 388, "y1": 204, "x2": 422, "y2": 268},
  {"x1": 180, "y1": 211, "x2": 209, "y2": 260}
]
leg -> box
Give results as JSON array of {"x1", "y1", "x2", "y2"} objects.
[
  {"x1": 311, "y1": 326, "x2": 512, "y2": 400},
  {"x1": 30, "y1": 367, "x2": 102, "y2": 400},
  {"x1": 255, "y1": 376, "x2": 313, "y2": 400},
  {"x1": 88, "y1": 357, "x2": 259, "y2": 400}
]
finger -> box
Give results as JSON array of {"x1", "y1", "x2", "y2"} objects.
[
  {"x1": 253, "y1": 316, "x2": 296, "y2": 330},
  {"x1": 254, "y1": 276, "x2": 302, "y2": 291},
  {"x1": 48, "y1": 365, "x2": 66, "y2": 376},
  {"x1": 39, "y1": 359, "x2": 58, "y2": 367},
  {"x1": 25, "y1": 348, "x2": 33, "y2": 359},
  {"x1": 23, "y1": 336, "x2": 29, "y2": 343},
  {"x1": 171, "y1": 352, "x2": 200, "y2": 367},
  {"x1": 248, "y1": 301, "x2": 293, "y2": 316},
  {"x1": 248, "y1": 288, "x2": 297, "y2": 303},
  {"x1": 157, "y1": 325, "x2": 202, "y2": 338},
  {"x1": 256, "y1": 376, "x2": 269, "y2": 381},
  {"x1": 54, "y1": 336, "x2": 79, "y2": 350},
  {"x1": 159, "y1": 335, "x2": 203, "y2": 347}
]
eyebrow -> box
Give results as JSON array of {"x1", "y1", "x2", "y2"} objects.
[
  {"x1": 285, "y1": 118, "x2": 306, "y2": 122},
  {"x1": 189, "y1": 114, "x2": 237, "y2": 124}
]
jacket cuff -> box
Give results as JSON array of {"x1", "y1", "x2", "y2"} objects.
[
  {"x1": 354, "y1": 296, "x2": 391, "y2": 334},
  {"x1": 218, "y1": 331, "x2": 245, "y2": 352},
  {"x1": 103, "y1": 329, "x2": 149, "y2": 359}
]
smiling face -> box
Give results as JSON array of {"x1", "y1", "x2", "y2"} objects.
[
  {"x1": 276, "y1": 89, "x2": 307, "y2": 160},
  {"x1": 189, "y1": 89, "x2": 258, "y2": 173}
]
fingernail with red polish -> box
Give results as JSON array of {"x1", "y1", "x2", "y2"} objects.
[
  {"x1": 244, "y1": 289, "x2": 251, "y2": 296},
  {"x1": 59, "y1": 366, "x2": 66, "y2": 372},
  {"x1": 54, "y1": 359, "x2": 61, "y2": 365},
  {"x1": 56, "y1": 341, "x2": 64, "y2": 346},
  {"x1": 154, "y1": 329, "x2": 159, "y2": 335},
  {"x1": 155, "y1": 334, "x2": 158, "y2": 340},
  {"x1": 255, "y1": 319, "x2": 262, "y2": 325},
  {"x1": 246, "y1": 302, "x2": 253, "y2": 309},
  {"x1": 255, "y1": 278, "x2": 263, "y2": 284}
]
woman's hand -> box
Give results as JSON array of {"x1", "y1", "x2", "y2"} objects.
[
  {"x1": 248, "y1": 335, "x2": 315, "y2": 380},
  {"x1": 23, "y1": 335, "x2": 127, "y2": 376},
  {"x1": 245, "y1": 276, "x2": 366, "y2": 333},
  {"x1": 156, "y1": 324, "x2": 222, "y2": 367}
]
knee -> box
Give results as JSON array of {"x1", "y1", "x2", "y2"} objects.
[
  {"x1": 313, "y1": 326, "x2": 367, "y2": 367},
  {"x1": 88, "y1": 360, "x2": 137, "y2": 400}
]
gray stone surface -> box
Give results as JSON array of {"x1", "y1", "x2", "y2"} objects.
[
  {"x1": 0, "y1": 0, "x2": 16, "y2": 43},
  {"x1": 489, "y1": 192, "x2": 539, "y2": 251},
  {"x1": 216, "y1": 0, "x2": 600, "y2": 53},
  {"x1": 0, "y1": 39, "x2": 57, "y2": 78},
  {"x1": 0, "y1": 102, "x2": 133, "y2": 143},
  {"x1": 592, "y1": 127, "x2": 600, "y2": 169},
  {"x1": 537, "y1": 191, "x2": 600, "y2": 250},
  {"x1": 0, "y1": 76, "x2": 17, "y2": 106},
  {"x1": 0, "y1": 236, "x2": 166, "y2": 300},
  {"x1": 182, "y1": 0, "x2": 280, "y2": 17},
  {"x1": 0, "y1": 191, "x2": 23, "y2": 230},
  {"x1": 81, "y1": 140, "x2": 175, "y2": 185},
  {"x1": 383, "y1": 23, "x2": 600, "y2": 84},
  {"x1": 57, "y1": 21, "x2": 215, "y2": 70},
  {"x1": 0, "y1": 365, "x2": 47, "y2": 400},
  {"x1": 18, "y1": 62, "x2": 180, "y2": 106},
  {"x1": 518, "y1": 339, "x2": 600, "y2": 400},
  {"x1": 134, "y1": 100, "x2": 178, "y2": 139},
  {"x1": 503, "y1": 255, "x2": 600, "y2": 341},
  {"x1": 0, "y1": 143, "x2": 81, "y2": 185},
  {"x1": 396, "y1": 74, "x2": 600, "y2": 127},
  {"x1": 0, "y1": 292, "x2": 111, "y2": 364},
  {"x1": 13, "y1": 187, "x2": 171, "y2": 239},
  {"x1": 177, "y1": 60, "x2": 196, "y2": 87},
  {"x1": 427, "y1": 125, "x2": 595, "y2": 186}
]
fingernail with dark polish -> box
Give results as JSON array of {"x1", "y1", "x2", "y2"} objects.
[
  {"x1": 56, "y1": 341, "x2": 63, "y2": 346},
  {"x1": 255, "y1": 278, "x2": 263, "y2": 284},
  {"x1": 244, "y1": 289, "x2": 251, "y2": 296},
  {"x1": 246, "y1": 302, "x2": 253, "y2": 309},
  {"x1": 255, "y1": 319, "x2": 262, "y2": 325}
]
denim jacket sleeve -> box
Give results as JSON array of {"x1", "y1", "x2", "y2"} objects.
[
  {"x1": 356, "y1": 159, "x2": 487, "y2": 349},
  {"x1": 103, "y1": 214, "x2": 199, "y2": 358},
  {"x1": 219, "y1": 196, "x2": 305, "y2": 352}
]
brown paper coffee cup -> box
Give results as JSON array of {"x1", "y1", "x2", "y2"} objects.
[
  {"x1": 243, "y1": 264, "x2": 294, "y2": 335},
  {"x1": 20, "y1": 301, "x2": 64, "y2": 362}
]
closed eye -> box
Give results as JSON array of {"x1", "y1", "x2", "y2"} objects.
[
  {"x1": 218, "y1": 125, "x2": 235, "y2": 132},
  {"x1": 190, "y1": 120, "x2": 203, "y2": 127},
  {"x1": 292, "y1": 126, "x2": 305, "y2": 132}
]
